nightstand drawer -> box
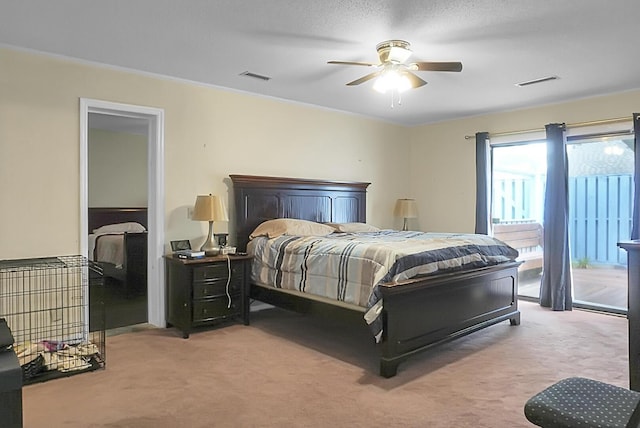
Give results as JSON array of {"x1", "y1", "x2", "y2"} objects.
[
  {"x1": 192, "y1": 296, "x2": 241, "y2": 323},
  {"x1": 193, "y1": 277, "x2": 243, "y2": 299},
  {"x1": 193, "y1": 264, "x2": 228, "y2": 282},
  {"x1": 193, "y1": 263, "x2": 244, "y2": 283}
]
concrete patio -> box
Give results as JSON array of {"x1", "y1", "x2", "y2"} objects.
[{"x1": 519, "y1": 265, "x2": 628, "y2": 310}]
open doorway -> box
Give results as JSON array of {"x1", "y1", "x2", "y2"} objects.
[
  {"x1": 88, "y1": 113, "x2": 149, "y2": 329},
  {"x1": 80, "y1": 99, "x2": 166, "y2": 329}
]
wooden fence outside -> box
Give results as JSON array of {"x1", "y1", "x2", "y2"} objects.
[{"x1": 493, "y1": 173, "x2": 633, "y2": 266}]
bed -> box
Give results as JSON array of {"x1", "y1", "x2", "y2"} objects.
[
  {"x1": 87, "y1": 207, "x2": 148, "y2": 295},
  {"x1": 230, "y1": 175, "x2": 521, "y2": 377}
]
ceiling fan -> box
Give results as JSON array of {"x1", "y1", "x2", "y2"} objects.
[{"x1": 328, "y1": 40, "x2": 462, "y2": 92}]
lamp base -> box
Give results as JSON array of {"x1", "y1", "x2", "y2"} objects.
[
  {"x1": 203, "y1": 247, "x2": 220, "y2": 257},
  {"x1": 200, "y1": 221, "x2": 220, "y2": 256}
]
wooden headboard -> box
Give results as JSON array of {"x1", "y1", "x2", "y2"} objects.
[
  {"x1": 230, "y1": 175, "x2": 370, "y2": 251},
  {"x1": 88, "y1": 207, "x2": 148, "y2": 233}
]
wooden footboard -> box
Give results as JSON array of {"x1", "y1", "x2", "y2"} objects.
[
  {"x1": 122, "y1": 232, "x2": 147, "y2": 295},
  {"x1": 100, "y1": 233, "x2": 147, "y2": 297},
  {"x1": 378, "y1": 262, "x2": 520, "y2": 377},
  {"x1": 250, "y1": 262, "x2": 520, "y2": 377}
]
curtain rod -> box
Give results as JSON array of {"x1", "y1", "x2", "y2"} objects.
[{"x1": 464, "y1": 116, "x2": 634, "y2": 140}]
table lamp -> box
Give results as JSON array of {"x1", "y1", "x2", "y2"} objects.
[
  {"x1": 192, "y1": 194, "x2": 229, "y2": 255},
  {"x1": 394, "y1": 198, "x2": 418, "y2": 231}
]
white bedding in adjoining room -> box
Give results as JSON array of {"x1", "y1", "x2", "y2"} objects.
[
  {"x1": 88, "y1": 221, "x2": 146, "y2": 268},
  {"x1": 88, "y1": 234, "x2": 125, "y2": 268}
]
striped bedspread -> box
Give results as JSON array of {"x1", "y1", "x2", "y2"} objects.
[{"x1": 248, "y1": 230, "x2": 519, "y2": 342}]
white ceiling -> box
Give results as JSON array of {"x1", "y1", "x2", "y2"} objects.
[{"x1": 2, "y1": 1, "x2": 639, "y2": 127}]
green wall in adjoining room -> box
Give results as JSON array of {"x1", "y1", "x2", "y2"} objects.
[{"x1": 89, "y1": 128, "x2": 148, "y2": 208}]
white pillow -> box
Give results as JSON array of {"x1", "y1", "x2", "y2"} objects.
[
  {"x1": 250, "y1": 218, "x2": 336, "y2": 239},
  {"x1": 92, "y1": 222, "x2": 146, "y2": 234},
  {"x1": 326, "y1": 222, "x2": 380, "y2": 233}
]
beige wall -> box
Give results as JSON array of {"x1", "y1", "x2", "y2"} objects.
[
  {"x1": 3, "y1": 46, "x2": 639, "y2": 260},
  {"x1": 408, "y1": 90, "x2": 640, "y2": 233},
  {"x1": 88, "y1": 128, "x2": 148, "y2": 208},
  {"x1": 0, "y1": 47, "x2": 410, "y2": 259}
]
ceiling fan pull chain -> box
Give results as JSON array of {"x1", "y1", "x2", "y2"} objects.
[{"x1": 389, "y1": 90, "x2": 402, "y2": 109}]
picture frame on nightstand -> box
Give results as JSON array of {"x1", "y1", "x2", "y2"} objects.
[{"x1": 170, "y1": 240, "x2": 191, "y2": 251}]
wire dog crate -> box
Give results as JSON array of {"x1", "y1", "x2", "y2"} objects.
[{"x1": 0, "y1": 255, "x2": 105, "y2": 384}]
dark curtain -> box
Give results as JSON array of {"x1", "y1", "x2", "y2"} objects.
[
  {"x1": 475, "y1": 132, "x2": 490, "y2": 234},
  {"x1": 539, "y1": 123, "x2": 572, "y2": 310},
  {"x1": 632, "y1": 113, "x2": 640, "y2": 240}
]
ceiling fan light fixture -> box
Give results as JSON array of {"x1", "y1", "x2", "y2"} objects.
[
  {"x1": 329, "y1": 39, "x2": 461, "y2": 94},
  {"x1": 388, "y1": 46, "x2": 412, "y2": 63},
  {"x1": 373, "y1": 69, "x2": 411, "y2": 94},
  {"x1": 376, "y1": 40, "x2": 413, "y2": 64}
]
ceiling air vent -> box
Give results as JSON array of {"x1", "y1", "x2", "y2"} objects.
[
  {"x1": 239, "y1": 71, "x2": 271, "y2": 81},
  {"x1": 515, "y1": 75, "x2": 559, "y2": 87}
]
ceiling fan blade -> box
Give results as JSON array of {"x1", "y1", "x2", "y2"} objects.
[
  {"x1": 412, "y1": 61, "x2": 463, "y2": 72},
  {"x1": 404, "y1": 72, "x2": 428, "y2": 88},
  {"x1": 328, "y1": 60, "x2": 376, "y2": 67},
  {"x1": 346, "y1": 71, "x2": 381, "y2": 86}
]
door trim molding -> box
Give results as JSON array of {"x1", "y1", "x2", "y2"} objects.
[{"x1": 80, "y1": 98, "x2": 166, "y2": 327}]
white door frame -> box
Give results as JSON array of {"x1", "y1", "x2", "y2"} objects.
[{"x1": 80, "y1": 98, "x2": 166, "y2": 327}]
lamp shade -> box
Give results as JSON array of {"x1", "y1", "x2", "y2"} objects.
[
  {"x1": 394, "y1": 199, "x2": 418, "y2": 219},
  {"x1": 192, "y1": 194, "x2": 229, "y2": 222}
]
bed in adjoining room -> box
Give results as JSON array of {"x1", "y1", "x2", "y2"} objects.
[
  {"x1": 230, "y1": 174, "x2": 521, "y2": 378},
  {"x1": 87, "y1": 207, "x2": 148, "y2": 296}
]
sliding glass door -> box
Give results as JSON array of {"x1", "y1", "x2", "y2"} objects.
[
  {"x1": 490, "y1": 130, "x2": 634, "y2": 312},
  {"x1": 491, "y1": 142, "x2": 546, "y2": 299},
  {"x1": 566, "y1": 134, "x2": 633, "y2": 311}
]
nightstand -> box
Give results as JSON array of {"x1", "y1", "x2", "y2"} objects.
[{"x1": 164, "y1": 254, "x2": 252, "y2": 338}]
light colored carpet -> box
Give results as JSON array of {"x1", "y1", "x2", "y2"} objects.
[{"x1": 22, "y1": 301, "x2": 628, "y2": 427}]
